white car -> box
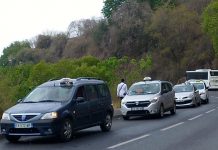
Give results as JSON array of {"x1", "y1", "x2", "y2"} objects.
[
  {"x1": 187, "y1": 80, "x2": 209, "y2": 104},
  {"x1": 121, "y1": 80, "x2": 176, "y2": 120},
  {"x1": 173, "y1": 83, "x2": 201, "y2": 107}
]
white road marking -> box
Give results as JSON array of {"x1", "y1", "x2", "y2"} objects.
[
  {"x1": 107, "y1": 134, "x2": 151, "y2": 149},
  {"x1": 188, "y1": 114, "x2": 203, "y2": 121},
  {"x1": 160, "y1": 122, "x2": 184, "y2": 131},
  {"x1": 206, "y1": 109, "x2": 216, "y2": 114}
]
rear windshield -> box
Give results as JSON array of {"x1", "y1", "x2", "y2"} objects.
[
  {"x1": 173, "y1": 85, "x2": 193, "y2": 93},
  {"x1": 128, "y1": 83, "x2": 160, "y2": 96},
  {"x1": 23, "y1": 86, "x2": 73, "y2": 103}
]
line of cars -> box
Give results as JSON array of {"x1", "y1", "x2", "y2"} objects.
[
  {"x1": 120, "y1": 78, "x2": 209, "y2": 120},
  {"x1": 0, "y1": 77, "x2": 210, "y2": 143}
]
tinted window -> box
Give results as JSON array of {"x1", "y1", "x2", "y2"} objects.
[
  {"x1": 85, "y1": 85, "x2": 98, "y2": 101},
  {"x1": 186, "y1": 72, "x2": 208, "y2": 80},
  {"x1": 75, "y1": 86, "x2": 86, "y2": 99},
  {"x1": 97, "y1": 84, "x2": 110, "y2": 98},
  {"x1": 210, "y1": 71, "x2": 218, "y2": 76}
]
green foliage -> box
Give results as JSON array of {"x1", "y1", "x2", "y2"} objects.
[
  {"x1": 0, "y1": 56, "x2": 152, "y2": 112},
  {"x1": 203, "y1": 0, "x2": 218, "y2": 56},
  {"x1": 102, "y1": 0, "x2": 126, "y2": 20},
  {"x1": 149, "y1": 0, "x2": 176, "y2": 9},
  {"x1": 0, "y1": 41, "x2": 30, "y2": 66}
]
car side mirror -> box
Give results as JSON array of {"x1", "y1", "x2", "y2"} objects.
[
  {"x1": 17, "y1": 99, "x2": 23, "y2": 103},
  {"x1": 76, "y1": 97, "x2": 85, "y2": 103}
]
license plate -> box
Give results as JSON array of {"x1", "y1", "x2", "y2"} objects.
[
  {"x1": 131, "y1": 107, "x2": 145, "y2": 111},
  {"x1": 14, "y1": 123, "x2": 32, "y2": 128}
]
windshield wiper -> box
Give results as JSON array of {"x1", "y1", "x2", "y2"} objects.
[{"x1": 38, "y1": 100, "x2": 59, "y2": 102}]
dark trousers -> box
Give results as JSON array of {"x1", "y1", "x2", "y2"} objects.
[{"x1": 119, "y1": 97, "x2": 124, "y2": 107}]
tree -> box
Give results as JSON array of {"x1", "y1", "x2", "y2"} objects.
[
  {"x1": 0, "y1": 41, "x2": 30, "y2": 66},
  {"x1": 102, "y1": 0, "x2": 126, "y2": 20},
  {"x1": 203, "y1": 0, "x2": 218, "y2": 56}
]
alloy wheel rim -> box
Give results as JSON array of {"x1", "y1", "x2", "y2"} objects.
[
  {"x1": 63, "y1": 121, "x2": 72, "y2": 139},
  {"x1": 105, "y1": 115, "x2": 112, "y2": 128}
]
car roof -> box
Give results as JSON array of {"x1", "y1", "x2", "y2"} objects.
[
  {"x1": 38, "y1": 77, "x2": 105, "y2": 87},
  {"x1": 187, "y1": 80, "x2": 205, "y2": 84},
  {"x1": 133, "y1": 80, "x2": 170, "y2": 86}
]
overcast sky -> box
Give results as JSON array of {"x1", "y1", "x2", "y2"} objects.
[{"x1": 0, "y1": 0, "x2": 104, "y2": 55}]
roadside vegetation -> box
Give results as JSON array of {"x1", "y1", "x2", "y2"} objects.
[{"x1": 0, "y1": 0, "x2": 218, "y2": 114}]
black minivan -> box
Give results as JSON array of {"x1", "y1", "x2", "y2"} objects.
[{"x1": 0, "y1": 77, "x2": 114, "y2": 142}]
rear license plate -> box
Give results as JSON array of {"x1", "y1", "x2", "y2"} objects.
[
  {"x1": 14, "y1": 123, "x2": 32, "y2": 128},
  {"x1": 131, "y1": 107, "x2": 145, "y2": 111}
]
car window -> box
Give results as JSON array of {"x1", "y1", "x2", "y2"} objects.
[
  {"x1": 97, "y1": 84, "x2": 110, "y2": 98},
  {"x1": 75, "y1": 86, "x2": 86, "y2": 99},
  {"x1": 128, "y1": 83, "x2": 160, "y2": 95},
  {"x1": 85, "y1": 85, "x2": 98, "y2": 101},
  {"x1": 24, "y1": 86, "x2": 72, "y2": 102},
  {"x1": 162, "y1": 83, "x2": 170, "y2": 93},
  {"x1": 192, "y1": 83, "x2": 204, "y2": 90},
  {"x1": 173, "y1": 85, "x2": 193, "y2": 93}
]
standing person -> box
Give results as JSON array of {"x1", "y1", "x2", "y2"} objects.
[{"x1": 117, "y1": 79, "x2": 128, "y2": 107}]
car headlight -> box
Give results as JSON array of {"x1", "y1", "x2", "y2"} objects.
[
  {"x1": 2, "y1": 113, "x2": 10, "y2": 120},
  {"x1": 41, "y1": 112, "x2": 58, "y2": 120},
  {"x1": 121, "y1": 101, "x2": 126, "y2": 105},
  {"x1": 188, "y1": 94, "x2": 194, "y2": 98},
  {"x1": 151, "y1": 97, "x2": 159, "y2": 103}
]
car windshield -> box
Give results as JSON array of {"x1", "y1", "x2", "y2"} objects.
[
  {"x1": 173, "y1": 85, "x2": 193, "y2": 93},
  {"x1": 128, "y1": 83, "x2": 160, "y2": 96},
  {"x1": 23, "y1": 86, "x2": 73, "y2": 103},
  {"x1": 192, "y1": 83, "x2": 204, "y2": 90}
]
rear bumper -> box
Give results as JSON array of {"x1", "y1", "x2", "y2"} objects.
[{"x1": 0, "y1": 119, "x2": 61, "y2": 136}]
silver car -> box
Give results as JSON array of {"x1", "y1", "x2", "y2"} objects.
[
  {"x1": 173, "y1": 83, "x2": 201, "y2": 107},
  {"x1": 121, "y1": 80, "x2": 176, "y2": 120},
  {"x1": 188, "y1": 80, "x2": 209, "y2": 104}
]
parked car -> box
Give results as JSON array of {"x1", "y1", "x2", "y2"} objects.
[
  {"x1": 0, "y1": 77, "x2": 114, "y2": 142},
  {"x1": 120, "y1": 79, "x2": 176, "y2": 120},
  {"x1": 173, "y1": 83, "x2": 201, "y2": 107},
  {"x1": 187, "y1": 80, "x2": 209, "y2": 104}
]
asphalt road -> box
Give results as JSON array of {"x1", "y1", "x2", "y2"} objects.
[{"x1": 1, "y1": 91, "x2": 218, "y2": 150}]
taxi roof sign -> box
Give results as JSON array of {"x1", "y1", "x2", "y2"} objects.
[{"x1": 143, "y1": 77, "x2": 152, "y2": 81}]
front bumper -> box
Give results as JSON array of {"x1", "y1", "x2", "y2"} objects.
[
  {"x1": 120, "y1": 102, "x2": 160, "y2": 116},
  {"x1": 0, "y1": 119, "x2": 61, "y2": 136},
  {"x1": 175, "y1": 98, "x2": 195, "y2": 107}
]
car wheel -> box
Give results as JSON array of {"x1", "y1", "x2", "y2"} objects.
[
  {"x1": 158, "y1": 105, "x2": 164, "y2": 118},
  {"x1": 170, "y1": 103, "x2": 176, "y2": 115},
  {"x1": 5, "y1": 135, "x2": 21, "y2": 143},
  {"x1": 59, "y1": 118, "x2": 73, "y2": 142},
  {"x1": 100, "y1": 113, "x2": 112, "y2": 132},
  {"x1": 122, "y1": 115, "x2": 130, "y2": 120}
]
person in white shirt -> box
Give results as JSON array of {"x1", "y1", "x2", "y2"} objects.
[{"x1": 117, "y1": 79, "x2": 128, "y2": 101}]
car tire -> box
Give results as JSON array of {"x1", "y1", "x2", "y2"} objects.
[
  {"x1": 122, "y1": 115, "x2": 130, "y2": 120},
  {"x1": 100, "y1": 113, "x2": 112, "y2": 132},
  {"x1": 170, "y1": 103, "x2": 176, "y2": 115},
  {"x1": 158, "y1": 105, "x2": 164, "y2": 118},
  {"x1": 5, "y1": 135, "x2": 21, "y2": 143},
  {"x1": 59, "y1": 118, "x2": 73, "y2": 142}
]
